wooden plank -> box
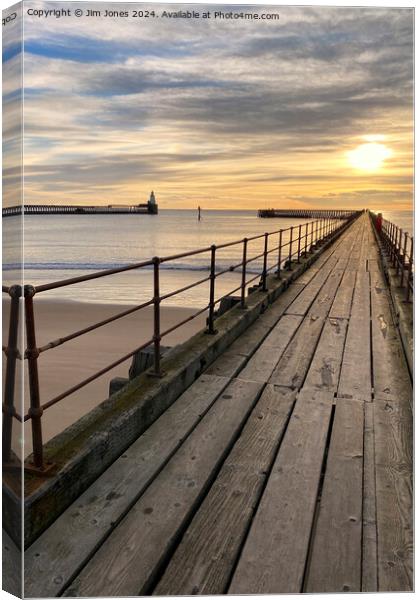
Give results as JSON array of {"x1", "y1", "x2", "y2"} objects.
[
  {"x1": 307, "y1": 268, "x2": 344, "y2": 319},
  {"x1": 269, "y1": 314, "x2": 324, "y2": 389},
  {"x1": 292, "y1": 266, "x2": 319, "y2": 285},
  {"x1": 224, "y1": 283, "x2": 306, "y2": 361},
  {"x1": 63, "y1": 378, "x2": 264, "y2": 597},
  {"x1": 329, "y1": 270, "x2": 356, "y2": 319},
  {"x1": 206, "y1": 351, "x2": 247, "y2": 378},
  {"x1": 362, "y1": 402, "x2": 378, "y2": 592},
  {"x1": 154, "y1": 386, "x2": 296, "y2": 595},
  {"x1": 256, "y1": 282, "x2": 306, "y2": 327},
  {"x1": 346, "y1": 258, "x2": 362, "y2": 271},
  {"x1": 270, "y1": 262, "x2": 346, "y2": 390},
  {"x1": 237, "y1": 315, "x2": 302, "y2": 383},
  {"x1": 335, "y1": 257, "x2": 349, "y2": 269},
  {"x1": 337, "y1": 271, "x2": 371, "y2": 399},
  {"x1": 313, "y1": 227, "x2": 353, "y2": 268},
  {"x1": 3, "y1": 530, "x2": 22, "y2": 598},
  {"x1": 228, "y1": 389, "x2": 334, "y2": 594},
  {"x1": 305, "y1": 400, "x2": 364, "y2": 592},
  {"x1": 367, "y1": 258, "x2": 381, "y2": 272},
  {"x1": 285, "y1": 255, "x2": 338, "y2": 316},
  {"x1": 357, "y1": 227, "x2": 368, "y2": 269},
  {"x1": 302, "y1": 317, "x2": 348, "y2": 392},
  {"x1": 225, "y1": 320, "x2": 271, "y2": 358},
  {"x1": 374, "y1": 396, "x2": 413, "y2": 591},
  {"x1": 370, "y1": 270, "x2": 412, "y2": 406},
  {"x1": 24, "y1": 373, "x2": 230, "y2": 598}
]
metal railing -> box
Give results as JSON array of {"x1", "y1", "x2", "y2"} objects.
[
  {"x1": 369, "y1": 211, "x2": 413, "y2": 302},
  {"x1": 2, "y1": 213, "x2": 360, "y2": 472}
]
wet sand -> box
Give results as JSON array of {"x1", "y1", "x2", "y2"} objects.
[{"x1": 2, "y1": 298, "x2": 205, "y2": 456}]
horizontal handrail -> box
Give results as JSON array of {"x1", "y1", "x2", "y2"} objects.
[{"x1": 2, "y1": 211, "x2": 361, "y2": 471}]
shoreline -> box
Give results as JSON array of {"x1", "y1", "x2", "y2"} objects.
[{"x1": 2, "y1": 298, "x2": 206, "y2": 456}]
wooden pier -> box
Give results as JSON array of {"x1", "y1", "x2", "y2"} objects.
[
  {"x1": 23, "y1": 212, "x2": 412, "y2": 596},
  {"x1": 258, "y1": 208, "x2": 355, "y2": 218},
  {"x1": 2, "y1": 202, "x2": 158, "y2": 217}
]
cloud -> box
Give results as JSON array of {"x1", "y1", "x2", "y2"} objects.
[{"x1": 4, "y1": 3, "x2": 413, "y2": 209}]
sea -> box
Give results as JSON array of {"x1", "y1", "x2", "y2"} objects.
[{"x1": 3, "y1": 209, "x2": 413, "y2": 308}]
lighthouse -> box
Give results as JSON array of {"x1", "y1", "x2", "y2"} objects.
[{"x1": 147, "y1": 191, "x2": 158, "y2": 214}]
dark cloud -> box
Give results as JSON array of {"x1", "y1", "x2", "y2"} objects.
[{"x1": 17, "y1": 4, "x2": 414, "y2": 206}]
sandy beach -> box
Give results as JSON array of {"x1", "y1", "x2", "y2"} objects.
[{"x1": 3, "y1": 298, "x2": 205, "y2": 457}]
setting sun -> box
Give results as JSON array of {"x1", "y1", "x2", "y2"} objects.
[{"x1": 347, "y1": 142, "x2": 393, "y2": 171}]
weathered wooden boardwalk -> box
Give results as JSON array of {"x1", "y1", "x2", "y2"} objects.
[{"x1": 24, "y1": 212, "x2": 413, "y2": 596}]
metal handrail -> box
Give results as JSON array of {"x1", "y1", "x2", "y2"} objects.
[
  {"x1": 369, "y1": 211, "x2": 413, "y2": 301},
  {"x1": 2, "y1": 212, "x2": 360, "y2": 471}
]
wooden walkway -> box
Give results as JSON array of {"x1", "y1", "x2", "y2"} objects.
[{"x1": 24, "y1": 213, "x2": 413, "y2": 596}]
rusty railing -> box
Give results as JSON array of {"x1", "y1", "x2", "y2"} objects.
[
  {"x1": 2, "y1": 213, "x2": 360, "y2": 472},
  {"x1": 370, "y1": 211, "x2": 413, "y2": 302}
]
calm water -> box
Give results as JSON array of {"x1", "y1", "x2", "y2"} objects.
[
  {"x1": 3, "y1": 210, "x2": 312, "y2": 307},
  {"x1": 3, "y1": 209, "x2": 413, "y2": 307},
  {"x1": 380, "y1": 210, "x2": 413, "y2": 236}
]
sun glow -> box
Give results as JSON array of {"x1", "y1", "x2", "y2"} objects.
[{"x1": 347, "y1": 142, "x2": 392, "y2": 171}]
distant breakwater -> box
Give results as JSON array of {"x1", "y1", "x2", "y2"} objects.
[
  {"x1": 2, "y1": 203, "x2": 158, "y2": 217},
  {"x1": 258, "y1": 208, "x2": 356, "y2": 219}
]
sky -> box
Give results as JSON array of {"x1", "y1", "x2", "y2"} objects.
[{"x1": 2, "y1": 2, "x2": 414, "y2": 210}]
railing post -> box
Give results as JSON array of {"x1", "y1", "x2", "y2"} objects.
[
  {"x1": 207, "y1": 245, "x2": 217, "y2": 333},
  {"x1": 310, "y1": 221, "x2": 314, "y2": 250},
  {"x1": 386, "y1": 222, "x2": 392, "y2": 254},
  {"x1": 288, "y1": 227, "x2": 293, "y2": 270},
  {"x1": 24, "y1": 285, "x2": 44, "y2": 470},
  {"x1": 240, "y1": 238, "x2": 248, "y2": 308},
  {"x1": 277, "y1": 230, "x2": 283, "y2": 278},
  {"x1": 303, "y1": 222, "x2": 309, "y2": 257},
  {"x1": 2, "y1": 285, "x2": 21, "y2": 464},
  {"x1": 297, "y1": 224, "x2": 302, "y2": 263},
  {"x1": 388, "y1": 222, "x2": 393, "y2": 259},
  {"x1": 400, "y1": 232, "x2": 408, "y2": 287},
  {"x1": 151, "y1": 257, "x2": 163, "y2": 376},
  {"x1": 262, "y1": 233, "x2": 268, "y2": 291},
  {"x1": 406, "y1": 237, "x2": 413, "y2": 302},
  {"x1": 397, "y1": 228, "x2": 403, "y2": 275},
  {"x1": 387, "y1": 222, "x2": 393, "y2": 257},
  {"x1": 391, "y1": 224, "x2": 397, "y2": 266},
  {"x1": 395, "y1": 228, "x2": 401, "y2": 274}
]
